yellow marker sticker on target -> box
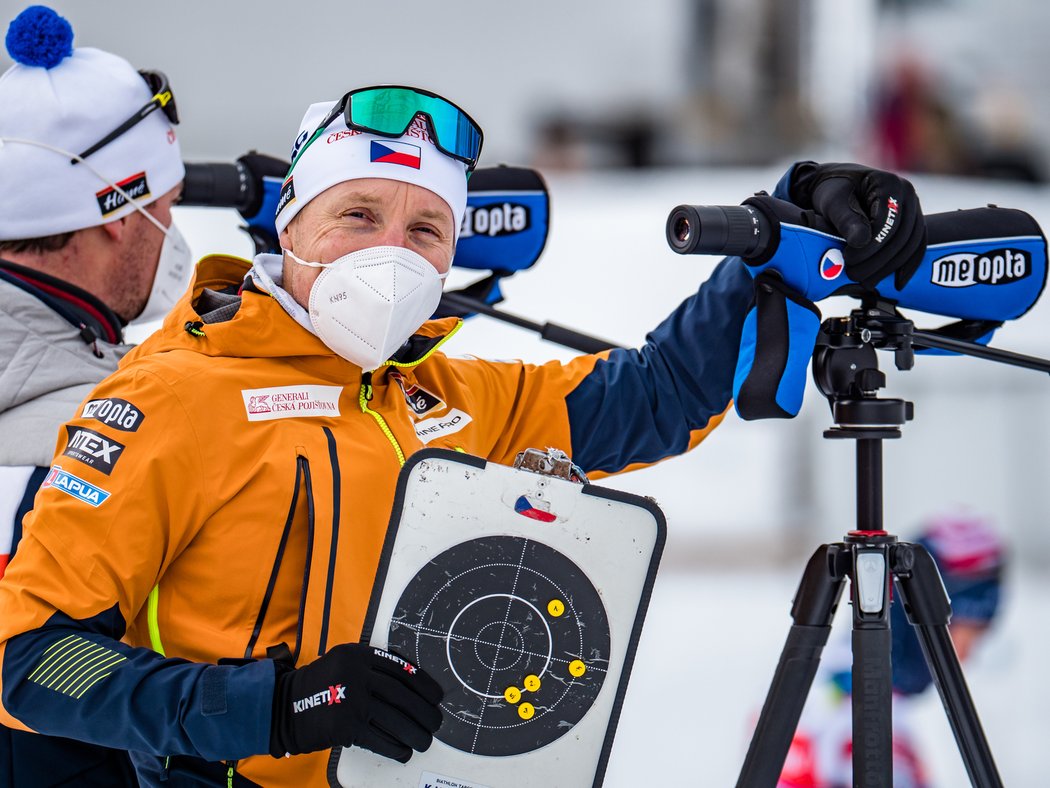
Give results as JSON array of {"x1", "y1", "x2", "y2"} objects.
[
  {"x1": 518, "y1": 702, "x2": 535, "y2": 720},
  {"x1": 523, "y1": 674, "x2": 541, "y2": 692},
  {"x1": 504, "y1": 686, "x2": 522, "y2": 704},
  {"x1": 547, "y1": 599, "x2": 565, "y2": 617},
  {"x1": 569, "y1": 659, "x2": 587, "y2": 677}
]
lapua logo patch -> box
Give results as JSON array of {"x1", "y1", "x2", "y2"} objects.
[{"x1": 42, "y1": 465, "x2": 110, "y2": 507}]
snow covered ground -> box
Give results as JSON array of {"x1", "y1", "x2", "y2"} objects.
[{"x1": 163, "y1": 166, "x2": 1050, "y2": 786}]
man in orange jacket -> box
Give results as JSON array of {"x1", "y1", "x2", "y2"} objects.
[{"x1": 0, "y1": 79, "x2": 928, "y2": 786}]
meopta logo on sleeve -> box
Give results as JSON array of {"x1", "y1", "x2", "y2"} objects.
[
  {"x1": 62, "y1": 426, "x2": 125, "y2": 475},
  {"x1": 81, "y1": 398, "x2": 145, "y2": 432},
  {"x1": 41, "y1": 465, "x2": 111, "y2": 507}
]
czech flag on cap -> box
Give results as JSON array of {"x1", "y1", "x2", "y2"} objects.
[{"x1": 371, "y1": 140, "x2": 421, "y2": 169}]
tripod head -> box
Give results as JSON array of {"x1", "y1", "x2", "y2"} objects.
[
  {"x1": 812, "y1": 303, "x2": 916, "y2": 440},
  {"x1": 813, "y1": 296, "x2": 1050, "y2": 441}
]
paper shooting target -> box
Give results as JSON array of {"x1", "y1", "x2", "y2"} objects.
[
  {"x1": 388, "y1": 535, "x2": 610, "y2": 756},
  {"x1": 333, "y1": 449, "x2": 665, "y2": 788}
]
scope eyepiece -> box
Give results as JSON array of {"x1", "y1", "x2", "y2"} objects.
[
  {"x1": 180, "y1": 161, "x2": 254, "y2": 214},
  {"x1": 665, "y1": 203, "x2": 771, "y2": 259}
]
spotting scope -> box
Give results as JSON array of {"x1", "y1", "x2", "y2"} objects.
[{"x1": 667, "y1": 195, "x2": 1046, "y2": 323}]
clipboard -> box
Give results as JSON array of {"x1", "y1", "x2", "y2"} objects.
[{"x1": 331, "y1": 448, "x2": 665, "y2": 788}]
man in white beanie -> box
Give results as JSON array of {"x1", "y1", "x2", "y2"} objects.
[
  {"x1": 0, "y1": 66, "x2": 929, "y2": 788},
  {"x1": 0, "y1": 6, "x2": 185, "y2": 784}
]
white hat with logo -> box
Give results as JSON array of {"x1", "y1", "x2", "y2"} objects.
[
  {"x1": 275, "y1": 100, "x2": 468, "y2": 242},
  {"x1": 0, "y1": 6, "x2": 184, "y2": 241}
]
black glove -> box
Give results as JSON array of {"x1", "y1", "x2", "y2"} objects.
[
  {"x1": 269, "y1": 643, "x2": 443, "y2": 763},
  {"x1": 789, "y1": 161, "x2": 927, "y2": 290}
]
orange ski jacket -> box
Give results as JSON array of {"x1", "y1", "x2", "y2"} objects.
[{"x1": 0, "y1": 253, "x2": 751, "y2": 786}]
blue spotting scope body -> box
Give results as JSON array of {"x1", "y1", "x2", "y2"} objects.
[{"x1": 666, "y1": 195, "x2": 1048, "y2": 323}]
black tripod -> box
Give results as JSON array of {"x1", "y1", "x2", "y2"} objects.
[{"x1": 734, "y1": 305, "x2": 1050, "y2": 788}]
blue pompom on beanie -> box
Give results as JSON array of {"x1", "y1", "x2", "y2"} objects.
[{"x1": 5, "y1": 5, "x2": 73, "y2": 68}]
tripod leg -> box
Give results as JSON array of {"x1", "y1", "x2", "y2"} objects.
[
  {"x1": 849, "y1": 539, "x2": 894, "y2": 787},
  {"x1": 893, "y1": 543, "x2": 1004, "y2": 788},
  {"x1": 735, "y1": 545, "x2": 847, "y2": 788}
]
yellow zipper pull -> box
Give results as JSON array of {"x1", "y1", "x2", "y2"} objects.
[
  {"x1": 357, "y1": 369, "x2": 407, "y2": 466},
  {"x1": 359, "y1": 370, "x2": 374, "y2": 410}
]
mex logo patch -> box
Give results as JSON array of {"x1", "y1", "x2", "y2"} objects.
[{"x1": 62, "y1": 426, "x2": 125, "y2": 475}]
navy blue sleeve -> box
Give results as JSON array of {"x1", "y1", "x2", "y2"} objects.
[
  {"x1": 772, "y1": 163, "x2": 798, "y2": 201},
  {"x1": 10, "y1": 466, "x2": 49, "y2": 563},
  {"x1": 566, "y1": 256, "x2": 754, "y2": 473},
  {"x1": 2, "y1": 607, "x2": 275, "y2": 761}
]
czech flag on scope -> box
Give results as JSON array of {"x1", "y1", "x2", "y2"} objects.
[
  {"x1": 371, "y1": 140, "x2": 421, "y2": 169},
  {"x1": 819, "y1": 248, "x2": 845, "y2": 281}
]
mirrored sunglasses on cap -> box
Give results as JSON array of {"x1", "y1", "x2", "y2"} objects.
[
  {"x1": 292, "y1": 85, "x2": 484, "y2": 172},
  {"x1": 73, "y1": 70, "x2": 179, "y2": 163}
]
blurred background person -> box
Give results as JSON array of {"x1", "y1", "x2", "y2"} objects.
[
  {"x1": 868, "y1": 48, "x2": 1044, "y2": 183},
  {"x1": 777, "y1": 510, "x2": 1007, "y2": 788}
]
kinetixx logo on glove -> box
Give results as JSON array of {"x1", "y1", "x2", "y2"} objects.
[
  {"x1": 292, "y1": 683, "x2": 346, "y2": 713},
  {"x1": 374, "y1": 647, "x2": 417, "y2": 674}
]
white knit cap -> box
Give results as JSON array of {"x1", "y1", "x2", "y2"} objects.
[
  {"x1": 0, "y1": 7, "x2": 184, "y2": 240},
  {"x1": 275, "y1": 99, "x2": 468, "y2": 242}
]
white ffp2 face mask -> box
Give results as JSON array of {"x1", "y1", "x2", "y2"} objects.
[
  {"x1": 134, "y1": 220, "x2": 193, "y2": 324},
  {"x1": 285, "y1": 245, "x2": 448, "y2": 371}
]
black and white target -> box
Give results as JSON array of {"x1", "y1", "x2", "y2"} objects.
[
  {"x1": 388, "y1": 535, "x2": 609, "y2": 756},
  {"x1": 333, "y1": 449, "x2": 664, "y2": 788}
]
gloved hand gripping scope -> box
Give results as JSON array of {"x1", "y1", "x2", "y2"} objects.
[{"x1": 667, "y1": 195, "x2": 1046, "y2": 323}]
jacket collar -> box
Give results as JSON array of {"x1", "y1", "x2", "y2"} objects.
[
  {"x1": 0, "y1": 259, "x2": 124, "y2": 345},
  {"x1": 129, "y1": 254, "x2": 462, "y2": 369}
]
